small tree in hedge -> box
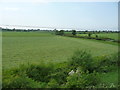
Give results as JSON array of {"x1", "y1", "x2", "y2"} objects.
[
  {"x1": 72, "y1": 30, "x2": 77, "y2": 36},
  {"x1": 13, "y1": 28, "x2": 15, "y2": 31},
  {"x1": 88, "y1": 32, "x2": 92, "y2": 37},
  {"x1": 59, "y1": 30, "x2": 64, "y2": 36},
  {"x1": 95, "y1": 35, "x2": 98, "y2": 38},
  {"x1": 55, "y1": 30, "x2": 59, "y2": 35}
]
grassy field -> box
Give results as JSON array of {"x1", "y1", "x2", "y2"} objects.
[
  {"x1": 2, "y1": 31, "x2": 119, "y2": 88},
  {"x1": 2, "y1": 32, "x2": 118, "y2": 69},
  {"x1": 77, "y1": 33, "x2": 119, "y2": 40}
]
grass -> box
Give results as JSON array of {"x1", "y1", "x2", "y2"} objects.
[
  {"x1": 99, "y1": 70, "x2": 118, "y2": 87},
  {"x1": 2, "y1": 32, "x2": 118, "y2": 70},
  {"x1": 77, "y1": 33, "x2": 119, "y2": 40},
  {"x1": 2, "y1": 31, "x2": 53, "y2": 37}
]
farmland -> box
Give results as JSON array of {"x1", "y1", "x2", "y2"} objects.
[
  {"x1": 2, "y1": 31, "x2": 118, "y2": 69},
  {"x1": 2, "y1": 31, "x2": 119, "y2": 88}
]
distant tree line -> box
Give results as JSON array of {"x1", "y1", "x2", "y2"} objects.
[
  {"x1": 54, "y1": 29, "x2": 120, "y2": 43},
  {"x1": 54, "y1": 29, "x2": 77, "y2": 36},
  {"x1": 2, "y1": 28, "x2": 53, "y2": 32},
  {"x1": 2, "y1": 28, "x2": 119, "y2": 34}
]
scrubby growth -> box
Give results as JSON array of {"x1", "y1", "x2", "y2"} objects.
[{"x1": 2, "y1": 50, "x2": 118, "y2": 88}]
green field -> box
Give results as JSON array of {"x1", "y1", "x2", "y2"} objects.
[
  {"x1": 2, "y1": 31, "x2": 119, "y2": 88},
  {"x1": 3, "y1": 32, "x2": 118, "y2": 69},
  {"x1": 77, "y1": 33, "x2": 119, "y2": 40}
]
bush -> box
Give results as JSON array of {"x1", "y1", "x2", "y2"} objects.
[
  {"x1": 72, "y1": 30, "x2": 77, "y2": 36},
  {"x1": 55, "y1": 30, "x2": 64, "y2": 35},
  {"x1": 65, "y1": 70, "x2": 100, "y2": 88},
  {"x1": 68, "y1": 50, "x2": 93, "y2": 72},
  {"x1": 2, "y1": 63, "x2": 54, "y2": 88},
  {"x1": 47, "y1": 79, "x2": 59, "y2": 88},
  {"x1": 49, "y1": 62, "x2": 70, "y2": 84},
  {"x1": 93, "y1": 53, "x2": 118, "y2": 72},
  {"x1": 3, "y1": 75, "x2": 41, "y2": 88},
  {"x1": 25, "y1": 64, "x2": 54, "y2": 82}
]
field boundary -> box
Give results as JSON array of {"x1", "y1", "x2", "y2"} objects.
[{"x1": 62, "y1": 34, "x2": 120, "y2": 43}]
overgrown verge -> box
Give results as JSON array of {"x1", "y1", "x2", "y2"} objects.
[{"x1": 2, "y1": 50, "x2": 118, "y2": 88}]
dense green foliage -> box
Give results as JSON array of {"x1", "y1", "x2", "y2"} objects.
[
  {"x1": 55, "y1": 30, "x2": 64, "y2": 35},
  {"x1": 3, "y1": 50, "x2": 118, "y2": 88},
  {"x1": 72, "y1": 30, "x2": 77, "y2": 36}
]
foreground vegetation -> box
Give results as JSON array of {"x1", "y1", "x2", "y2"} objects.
[{"x1": 3, "y1": 50, "x2": 119, "y2": 88}]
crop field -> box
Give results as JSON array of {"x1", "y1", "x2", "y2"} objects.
[
  {"x1": 2, "y1": 31, "x2": 119, "y2": 88},
  {"x1": 2, "y1": 32, "x2": 118, "y2": 69},
  {"x1": 77, "y1": 33, "x2": 119, "y2": 40}
]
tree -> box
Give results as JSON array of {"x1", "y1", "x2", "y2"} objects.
[
  {"x1": 72, "y1": 30, "x2": 77, "y2": 36},
  {"x1": 54, "y1": 29, "x2": 59, "y2": 35},
  {"x1": 95, "y1": 35, "x2": 98, "y2": 38},
  {"x1": 59, "y1": 30, "x2": 64, "y2": 36},
  {"x1": 13, "y1": 28, "x2": 15, "y2": 31},
  {"x1": 88, "y1": 32, "x2": 92, "y2": 37}
]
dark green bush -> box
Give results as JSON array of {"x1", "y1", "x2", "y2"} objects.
[
  {"x1": 93, "y1": 53, "x2": 118, "y2": 73},
  {"x1": 3, "y1": 75, "x2": 41, "y2": 88},
  {"x1": 68, "y1": 50, "x2": 93, "y2": 72},
  {"x1": 72, "y1": 30, "x2": 77, "y2": 36},
  {"x1": 47, "y1": 79, "x2": 59, "y2": 88},
  {"x1": 25, "y1": 64, "x2": 54, "y2": 82},
  {"x1": 2, "y1": 63, "x2": 54, "y2": 88},
  {"x1": 65, "y1": 70, "x2": 100, "y2": 88},
  {"x1": 49, "y1": 62, "x2": 70, "y2": 84}
]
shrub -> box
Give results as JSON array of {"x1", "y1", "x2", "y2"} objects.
[
  {"x1": 68, "y1": 50, "x2": 93, "y2": 72},
  {"x1": 25, "y1": 64, "x2": 54, "y2": 82},
  {"x1": 3, "y1": 75, "x2": 41, "y2": 88},
  {"x1": 65, "y1": 70, "x2": 100, "y2": 88},
  {"x1": 72, "y1": 30, "x2": 77, "y2": 36},
  {"x1": 2, "y1": 63, "x2": 54, "y2": 88},
  {"x1": 49, "y1": 62, "x2": 70, "y2": 84},
  {"x1": 88, "y1": 33, "x2": 92, "y2": 37},
  {"x1": 93, "y1": 53, "x2": 118, "y2": 73},
  {"x1": 47, "y1": 79, "x2": 59, "y2": 88}
]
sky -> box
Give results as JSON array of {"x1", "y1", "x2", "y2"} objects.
[{"x1": 0, "y1": 0, "x2": 118, "y2": 30}]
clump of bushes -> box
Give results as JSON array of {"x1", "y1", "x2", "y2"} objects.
[
  {"x1": 68, "y1": 50, "x2": 93, "y2": 72},
  {"x1": 3, "y1": 70, "x2": 42, "y2": 88},
  {"x1": 2, "y1": 50, "x2": 118, "y2": 88},
  {"x1": 92, "y1": 53, "x2": 118, "y2": 73},
  {"x1": 65, "y1": 71, "x2": 100, "y2": 88},
  {"x1": 55, "y1": 30, "x2": 64, "y2": 36},
  {"x1": 25, "y1": 64, "x2": 54, "y2": 82}
]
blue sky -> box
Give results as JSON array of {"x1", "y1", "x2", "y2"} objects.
[{"x1": 0, "y1": 1, "x2": 118, "y2": 30}]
